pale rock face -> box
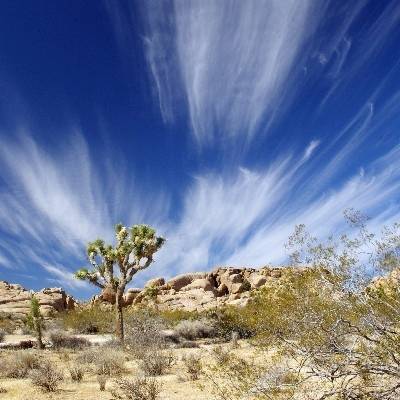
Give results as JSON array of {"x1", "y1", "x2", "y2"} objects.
[
  {"x1": 166, "y1": 272, "x2": 207, "y2": 291},
  {"x1": 0, "y1": 281, "x2": 76, "y2": 320},
  {"x1": 144, "y1": 277, "x2": 165, "y2": 288},
  {"x1": 248, "y1": 272, "x2": 268, "y2": 288},
  {"x1": 89, "y1": 266, "x2": 302, "y2": 311},
  {"x1": 182, "y1": 278, "x2": 216, "y2": 293}
]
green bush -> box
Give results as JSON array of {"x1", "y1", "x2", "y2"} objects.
[{"x1": 59, "y1": 306, "x2": 114, "y2": 334}]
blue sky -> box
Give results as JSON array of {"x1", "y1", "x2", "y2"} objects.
[{"x1": 0, "y1": 1, "x2": 399, "y2": 298}]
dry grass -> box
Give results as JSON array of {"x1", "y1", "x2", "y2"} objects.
[{"x1": 0, "y1": 335, "x2": 259, "y2": 399}]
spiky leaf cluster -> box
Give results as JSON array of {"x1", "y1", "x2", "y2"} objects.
[{"x1": 75, "y1": 224, "x2": 165, "y2": 291}]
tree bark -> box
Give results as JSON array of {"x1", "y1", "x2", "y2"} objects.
[
  {"x1": 35, "y1": 322, "x2": 44, "y2": 349},
  {"x1": 115, "y1": 289, "x2": 124, "y2": 343}
]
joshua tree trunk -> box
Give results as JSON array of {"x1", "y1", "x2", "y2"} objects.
[
  {"x1": 115, "y1": 288, "x2": 124, "y2": 343},
  {"x1": 35, "y1": 321, "x2": 44, "y2": 349}
]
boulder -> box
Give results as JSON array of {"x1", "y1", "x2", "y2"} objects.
[
  {"x1": 182, "y1": 278, "x2": 216, "y2": 293},
  {"x1": 0, "y1": 281, "x2": 76, "y2": 320},
  {"x1": 100, "y1": 286, "x2": 116, "y2": 304},
  {"x1": 123, "y1": 288, "x2": 142, "y2": 305},
  {"x1": 248, "y1": 273, "x2": 268, "y2": 288},
  {"x1": 144, "y1": 277, "x2": 165, "y2": 288},
  {"x1": 166, "y1": 272, "x2": 207, "y2": 291}
]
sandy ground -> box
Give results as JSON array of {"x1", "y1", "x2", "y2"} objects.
[{"x1": 0, "y1": 335, "x2": 252, "y2": 400}]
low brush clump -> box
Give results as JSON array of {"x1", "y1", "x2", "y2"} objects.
[
  {"x1": 68, "y1": 364, "x2": 85, "y2": 382},
  {"x1": 50, "y1": 331, "x2": 91, "y2": 349},
  {"x1": 182, "y1": 353, "x2": 202, "y2": 381},
  {"x1": 138, "y1": 349, "x2": 175, "y2": 376},
  {"x1": 175, "y1": 319, "x2": 215, "y2": 340},
  {"x1": 30, "y1": 361, "x2": 64, "y2": 392},
  {"x1": 0, "y1": 351, "x2": 41, "y2": 379},
  {"x1": 111, "y1": 377, "x2": 162, "y2": 400},
  {"x1": 76, "y1": 347, "x2": 126, "y2": 376}
]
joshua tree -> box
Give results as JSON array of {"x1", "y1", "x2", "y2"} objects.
[
  {"x1": 75, "y1": 224, "x2": 165, "y2": 342},
  {"x1": 26, "y1": 296, "x2": 44, "y2": 349}
]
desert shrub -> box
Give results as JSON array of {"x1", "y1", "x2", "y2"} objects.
[
  {"x1": 0, "y1": 329, "x2": 5, "y2": 343},
  {"x1": 30, "y1": 361, "x2": 63, "y2": 392},
  {"x1": 205, "y1": 307, "x2": 255, "y2": 340},
  {"x1": 50, "y1": 331, "x2": 90, "y2": 349},
  {"x1": 1, "y1": 351, "x2": 41, "y2": 378},
  {"x1": 182, "y1": 353, "x2": 202, "y2": 380},
  {"x1": 0, "y1": 312, "x2": 17, "y2": 333},
  {"x1": 231, "y1": 331, "x2": 239, "y2": 348},
  {"x1": 76, "y1": 347, "x2": 126, "y2": 376},
  {"x1": 202, "y1": 352, "x2": 266, "y2": 400},
  {"x1": 59, "y1": 306, "x2": 114, "y2": 334},
  {"x1": 68, "y1": 364, "x2": 84, "y2": 382},
  {"x1": 139, "y1": 349, "x2": 174, "y2": 376},
  {"x1": 0, "y1": 386, "x2": 7, "y2": 394},
  {"x1": 97, "y1": 374, "x2": 107, "y2": 391},
  {"x1": 211, "y1": 345, "x2": 231, "y2": 365},
  {"x1": 175, "y1": 319, "x2": 215, "y2": 340},
  {"x1": 124, "y1": 310, "x2": 166, "y2": 357},
  {"x1": 156, "y1": 308, "x2": 199, "y2": 326},
  {"x1": 177, "y1": 340, "x2": 199, "y2": 348},
  {"x1": 111, "y1": 377, "x2": 162, "y2": 400}
]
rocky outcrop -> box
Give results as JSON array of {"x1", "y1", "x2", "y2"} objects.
[
  {"x1": 0, "y1": 281, "x2": 76, "y2": 320},
  {"x1": 368, "y1": 268, "x2": 400, "y2": 296},
  {"x1": 91, "y1": 266, "x2": 306, "y2": 312}
]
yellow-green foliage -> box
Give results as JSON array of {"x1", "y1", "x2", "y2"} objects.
[{"x1": 60, "y1": 306, "x2": 114, "y2": 334}]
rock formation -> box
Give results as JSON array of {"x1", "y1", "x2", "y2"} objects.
[
  {"x1": 0, "y1": 281, "x2": 76, "y2": 320},
  {"x1": 91, "y1": 266, "x2": 307, "y2": 312}
]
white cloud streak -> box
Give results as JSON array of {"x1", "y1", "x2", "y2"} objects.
[
  {"x1": 142, "y1": 0, "x2": 323, "y2": 144},
  {"x1": 0, "y1": 131, "x2": 168, "y2": 290},
  {"x1": 158, "y1": 145, "x2": 400, "y2": 276}
]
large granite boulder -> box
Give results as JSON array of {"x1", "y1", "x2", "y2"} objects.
[
  {"x1": 0, "y1": 281, "x2": 76, "y2": 320},
  {"x1": 166, "y1": 272, "x2": 208, "y2": 291}
]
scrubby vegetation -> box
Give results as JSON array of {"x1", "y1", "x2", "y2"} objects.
[
  {"x1": 60, "y1": 305, "x2": 114, "y2": 333},
  {"x1": 111, "y1": 377, "x2": 162, "y2": 400},
  {"x1": 30, "y1": 360, "x2": 64, "y2": 392},
  {"x1": 0, "y1": 213, "x2": 399, "y2": 399},
  {"x1": 50, "y1": 331, "x2": 91, "y2": 349}
]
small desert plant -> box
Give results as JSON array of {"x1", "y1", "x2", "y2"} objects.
[
  {"x1": 211, "y1": 345, "x2": 231, "y2": 365},
  {"x1": 97, "y1": 374, "x2": 107, "y2": 391},
  {"x1": 50, "y1": 331, "x2": 90, "y2": 349},
  {"x1": 139, "y1": 349, "x2": 174, "y2": 376},
  {"x1": 0, "y1": 329, "x2": 5, "y2": 343},
  {"x1": 26, "y1": 296, "x2": 44, "y2": 349},
  {"x1": 68, "y1": 364, "x2": 84, "y2": 382},
  {"x1": 111, "y1": 377, "x2": 162, "y2": 400},
  {"x1": 182, "y1": 353, "x2": 202, "y2": 380},
  {"x1": 175, "y1": 319, "x2": 215, "y2": 340},
  {"x1": 0, "y1": 386, "x2": 7, "y2": 394},
  {"x1": 30, "y1": 361, "x2": 63, "y2": 392},
  {"x1": 231, "y1": 331, "x2": 239, "y2": 348},
  {"x1": 1, "y1": 351, "x2": 41, "y2": 378},
  {"x1": 76, "y1": 347, "x2": 126, "y2": 376}
]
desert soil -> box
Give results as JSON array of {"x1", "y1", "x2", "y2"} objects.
[{"x1": 0, "y1": 335, "x2": 256, "y2": 400}]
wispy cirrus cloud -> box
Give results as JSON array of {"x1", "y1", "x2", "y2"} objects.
[
  {"x1": 157, "y1": 144, "x2": 400, "y2": 276},
  {"x1": 141, "y1": 0, "x2": 321, "y2": 144},
  {"x1": 0, "y1": 131, "x2": 169, "y2": 290}
]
